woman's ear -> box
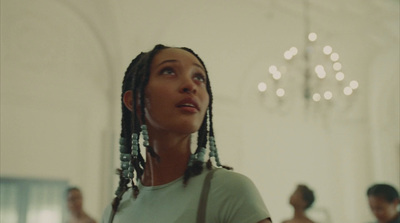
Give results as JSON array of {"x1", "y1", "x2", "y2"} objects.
[
  {"x1": 123, "y1": 90, "x2": 143, "y2": 119},
  {"x1": 123, "y1": 90, "x2": 134, "y2": 111}
]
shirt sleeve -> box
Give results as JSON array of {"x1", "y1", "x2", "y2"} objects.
[{"x1": 208, "y1": 169, "x2": 271, "y2": 223}]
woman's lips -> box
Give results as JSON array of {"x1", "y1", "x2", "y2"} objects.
[{"x1": 176, "y1": 98, "x2": 200, "y2": 113}]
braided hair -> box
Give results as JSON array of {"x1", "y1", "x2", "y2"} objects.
[{"x1": 109, "y1": 44, "x2": 231, "y2": 220}]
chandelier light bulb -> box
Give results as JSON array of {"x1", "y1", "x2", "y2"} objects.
[
  {"x1": 276, "y1": 88, "x2": 285, "y2": 97},
  {"x1": 308, "y1": 32, "x2": 317, "y2": 42},
  {"x1": 258, "y1": 82, "x2": 267, "y2": 92},
  {"x1": 315, "y1": 65, "x2": 326, "y2": 79},
  {"x1": 289, "y1": 47, "x2": 298, "y2": 56},
  {"x1": 335, "y1": 72, "x2": 345, "y2": 81},
  {"x1": 323, "y1": 45, "x2": 333, "y2": 55},
  {"x1": 333, "y1": 62, "x2": 342, "y2": 71},
  {"x1": 349, "y1": 80, "x2": 359, "y2": 89},
  {"x1": 269, "y1": 65, "x2": 277, "y2": 74},
  {"x1": 317, "y1": 71, "x2": 326, "y2": 79},
  {"x1": 330, "y1": 53, "x2": 339, "y2": 62},
  {"x1": 284, "y1": 51, "x2": 293, "y2": 60},
  {"x1": 272, "y1": 71, "x2": 282, "y2": 80},
  {"x1": 315, "y1": 65, "x2": 324, "y2": 73},
  {"x1": 323, "y1": 91, "x2": 333, "y2": 100},
  {"x1": 312, "y1": 93, "x2": 321, "y2": 102},
  {"x1": 344, "y1": 86, "x2": 353, "y2": 95}
]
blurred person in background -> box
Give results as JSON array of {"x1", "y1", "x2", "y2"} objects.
[
  {"x1": 282, "y1": 184, "x2": 316, "y2": 223},
  {"x1": 66, "y1": 187, "x2": 96, "y2": 223},
  {"x1": 367, "y1": 184, "x2": 400, "y2": 223}
]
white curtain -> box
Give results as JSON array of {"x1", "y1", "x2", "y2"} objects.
[{"x1": 0, "y1": 178, "x2": 68, "y2": 223}]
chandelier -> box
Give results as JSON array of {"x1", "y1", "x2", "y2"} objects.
[{"x1": 257, "y1": 0, "x2": 359, "y2": 112}]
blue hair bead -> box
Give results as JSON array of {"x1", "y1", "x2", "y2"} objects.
[
  {"x1": 131, "y1": 133, "x2": 139, "y2": 156},
  {"x1": 119, "y1": 137, "x2": 126, "y2": 145},
  {"x1": 122, "y1": 169, "x2": 133, "y2": 179},
  {"x1": 140, "y1": 124, "x2": 150, "y2": 147},
  {"x1": 210, "y1": 147, "x2": 217, "y2": 158},
  {"x1": 196, "y1": 147, "x2": 206, "y2": 162},
  {"x1": 132, "y1": 145, "x2": 139, "y2": 155},
  {"x1": 127, "y1": 172, "x2": 133, "y2": 179},
  {"x1": 120, "y1": 153, "x2": 131, "y2": 161},
  {"x1": 132, "y1": 134, "x2": 138, "y2": 141},
  {"x1": 121, "y1": 161, "x2": 130, "y2": 169},
  {"x1": 122, "y1": 169, "x2": 130, "y2": 178},
  {"x1": 188, "y1": 154, "x2": 195, "y2": 166},
  {"x1": 120, "y1": 145, "x2": 130, "y2": 153},
  {"x1": 215, "y1": 157, "x2": 221, "y2": 166}
]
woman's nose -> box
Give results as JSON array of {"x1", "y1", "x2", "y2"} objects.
[{"x1": 180, "y1": 77, "x2": 197, "y2": 94}]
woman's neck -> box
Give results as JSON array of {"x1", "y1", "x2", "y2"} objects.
[{"x1": 141, "y1": 134, "x2": 192, "y2": 186}]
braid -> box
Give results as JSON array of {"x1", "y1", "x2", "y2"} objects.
[
  {"x1": 208, "y1": 101, "x2": 232, "y2": 171},
  {"x1": 110, "y1": 53, "x2": 146, "y2": 216},
  {"x1": 183, "y1": 116, "x2": 208, "y2": 185},
  {"x1": 110, "y1": 45, "x2": 168, "y2": 216},
  {"x1": 131, "y1": 82, "x2": 145, "y2": 180},
  {"x1": 180, "y1": 47, "x2": 232, "y2": 185},
  {"x1": 111, "y1": 169, "x2": 129, "y2": 212},
  {"x1": 207, "y1": 86, "x2": 232, "y2": 170},
  {"x1": 138, "y1": 45, "x2": 168, "y2": 160}
]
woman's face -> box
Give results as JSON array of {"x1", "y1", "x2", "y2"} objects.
[
  {"x1": 143, "y1": 48, "x2": 209, "y2": 136},
  {"x1": 368, "y1": 195, "x2": 399, "y2": 222}
]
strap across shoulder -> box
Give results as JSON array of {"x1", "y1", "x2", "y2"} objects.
[{"x1": 196, "y1": 168, "x2": 220, "y2": 223}]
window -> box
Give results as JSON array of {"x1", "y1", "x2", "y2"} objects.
[{"x1": 0, "y1": 177, "x2": 68, "y2": 223}]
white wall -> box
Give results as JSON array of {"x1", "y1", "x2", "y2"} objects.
[
  {"x1": 0, "y1": 0, "x2": 121, "y2": 218},
  {"x1": 1, "y1": 0, "x2": 399, "y2": 222}
]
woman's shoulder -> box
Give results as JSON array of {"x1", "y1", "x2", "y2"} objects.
[
  {"x1": 213, "y1": 168, "x2": 253, "y2": 182},
  {"x1": 211, "y1": 167, "x2": 258, "y2": 191}
]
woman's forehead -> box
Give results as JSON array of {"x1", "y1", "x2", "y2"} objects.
[{"x1": 151, "y1": 48, "x2": 203, "y2": 68}]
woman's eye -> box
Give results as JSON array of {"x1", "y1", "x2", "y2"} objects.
[
  {"x1": 161, "y1": 68, "x2": 175, "y2": 75},
  {"x1": 194, "y1": 73, "x2": 206, "y2": 83}
]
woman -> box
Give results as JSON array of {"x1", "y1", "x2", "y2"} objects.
[{"x1": 102, "y1": 44, "x2": 272, "y2": 223}]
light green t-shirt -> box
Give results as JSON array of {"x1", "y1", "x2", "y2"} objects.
[{"x1": 102, "y1": 168, "x2": 271, "y2": 223}]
